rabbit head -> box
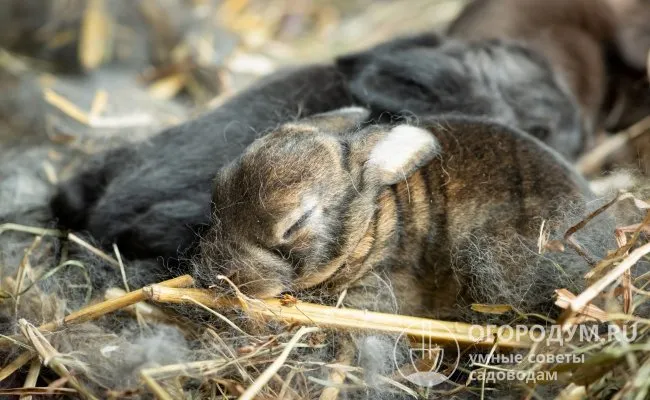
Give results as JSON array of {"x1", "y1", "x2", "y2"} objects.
[
  {"x1": 447, "y1": 0, "x2": 618, "y2": 149},
  {"x1": 338, "y1": 39, "x2": 585, "y2": 160},
  {"x1": 195, "y1": 107, "x2": 440, "y2": 297}
]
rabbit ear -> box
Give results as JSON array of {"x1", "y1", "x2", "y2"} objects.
[
  {"x1": 288, "y1": 107, "x2": 370, "y2": 134},
  {"x1": 342, "y1": 47, "x2": 471, "y2": 119},
  {"x1": 364, "y1": 125, "x2": 440, "y2": 185}
]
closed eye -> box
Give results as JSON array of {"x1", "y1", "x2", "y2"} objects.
[{"x1": 283, "y1": 208, "x2": 314, "y2": 240}]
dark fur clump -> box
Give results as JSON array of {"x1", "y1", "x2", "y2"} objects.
[
  {"x1": 50, "y1": 65, "x2": 355, "y2": 268},
  {"x1": 336, "y1": 38, "x2": 585, "y2": 161}
]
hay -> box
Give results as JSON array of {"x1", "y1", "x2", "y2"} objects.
[{"x1": 3, "y1": 186, "x2": 650, "y2": 399}]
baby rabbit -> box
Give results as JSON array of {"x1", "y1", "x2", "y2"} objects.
[
  {"x1": 447, "y1": 0, "x2": 616, "y2": 136},
  {"x1": 338, "y1": 0, "x2": 649, "y2": 162},
  {"x1": 337, "y1": 38, "x2": 585, "y2": 161},
  {"x1": 51, "y1": 64, "x2": 355, "y2": 263},
  {"x1": 197, "y1": 108, "x2": 609, "y2": 319}
]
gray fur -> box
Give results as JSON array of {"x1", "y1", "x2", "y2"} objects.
[{"x1": 337, "y1": 39, "x2": 585, "y2": 161}]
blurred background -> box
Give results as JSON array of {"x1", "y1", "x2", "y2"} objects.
[{"x1": 0, "y1": 0, "x2": 466, "y2": 143}]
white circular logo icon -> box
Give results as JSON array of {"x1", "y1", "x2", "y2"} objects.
[{"x1": 393, "y1": 320, "x2": 461, "y2": 387}]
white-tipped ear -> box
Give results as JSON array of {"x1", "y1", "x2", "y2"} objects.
[{"x1": 367, "y1": 125, "x2": 440, "y2": 185}]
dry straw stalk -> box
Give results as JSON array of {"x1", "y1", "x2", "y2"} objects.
[
  {"x1": 558, "y1": 241, "x2": 650, "y2": 328},
  {"x1": 144, "y1": 285, "x2": 532, "y2": 349},
  {"x1": 239, "y1": 326, "x2": 321, "y2": 400},
  {"x1": 0, "y1": 274, "x2": 194, "y2": 348},
  {"x1": 19, "y1": 319, "x2": 98, "y2": 400},
  {"x1": 38, "y1": 274, "x2": 194, "y2": 331}
]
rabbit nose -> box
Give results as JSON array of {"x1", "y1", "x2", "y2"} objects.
[{"x1": 212, "y1": 244, "x2": 291, "y2": 298}]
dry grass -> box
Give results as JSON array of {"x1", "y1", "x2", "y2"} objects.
[{"x1": 2, "y1": 200, "x2": 650, "y2": 399}]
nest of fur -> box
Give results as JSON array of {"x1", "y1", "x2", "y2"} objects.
[
  {"x1": 2, "y1": 0, "x2": 650, "y2": 399},
  {"x1": 3, "y1": 180, "x2": 650, "y2": 400}
]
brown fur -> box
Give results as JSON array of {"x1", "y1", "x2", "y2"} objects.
[
  {"x1": 448, "y1": 0, "x2": 617, "y2": 143},
  {"x1": 601, "y1": 0, "x2": 650, "y2": 133},
  {"x1": 607, "y1": 0, "x2": 650, "y2": 70},
  {"x1": 196, "y1": 108, "x2": 606, "y2": 319}
]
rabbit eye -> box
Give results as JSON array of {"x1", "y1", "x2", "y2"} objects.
[{"x1": 282, "y1": 208, "x2": 314, "y2": 240}]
